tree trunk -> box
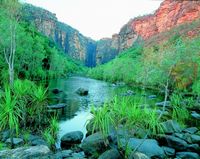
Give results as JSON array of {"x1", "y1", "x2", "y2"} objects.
[{"x1": 9, "y1": 67, "x2": 14, "y2": 87}]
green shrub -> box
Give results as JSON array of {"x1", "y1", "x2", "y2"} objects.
[
  {"x1": 170, "y1": 93, "x2": 183, "y2": 107},
  {"x1": 0, "y1": 85, "x2": 22, "y2": 148},
  {"x1": 43, "y1": 116, "x2": 59, "y2": 150},
  {"x1": 91, "y1": 96, "x2": 163, "y2": 139},
  {"x1": 29, "y1": 84, "x2": 48, "y2": 130},
  {"x1": 91, "y1": 105, "x2": 113, "y2": 137}
]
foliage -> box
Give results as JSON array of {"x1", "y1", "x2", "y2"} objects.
[
  {"x1": 0, "y1": 86, "x2": 21, "y2": 133},
  {"x1": 88, "y1": 46, "x2": 143, "y2": 84},
  {"x1": 29, "y1": 84, "x2": 48, "y2": 129},
  {"x1": 43, "y1": 116, "x2": 59, "y2": 150},
  {"x1": 0, "y1": 85, "x2": 21, "y2": 148},
  {"x1": 0, "y1": 2, "x2": 84, "y2": 83},
  {"x1": 192, "y1": 80, "x2": 200, "y2": 96},
  {"x1": 0, "y1": 78, "x2": 61, "y2": 149},
  {"x1": 170, "y1": 93, "x2": 183, "y2": 107},
  {"x1": 0, "y1": 0, "x2": 21, "y2": 86},
  {"x1": 14, "y1": 22, "x2": 83, "y2": 81},
  {"x1": 172, "y1": 106, "x2": 189, "y2": 127},
  {"x1": 88, "y1": 35, "x2": 200, "y2": 91},
  {"x1": 91, "y1": 105, "x2": 113, "y2": 137},
  {"x1": 0, "y1": 0, "x2": 83, "y2": 149},
  {"x1": 170, "y1": 93, "x2": 189, "y2": 126},
  {"x1": 0, "y1": 142, "x2": 4, "y2": 150},
  {"x1": 0, "y1": 79, "x2": 49, "y2": 134},
  {"x1": 22, "y1": 130, "x2": 31, "y2": 144},
  {"x1": 91, "y1": 96, "x2": 164, "y2": 138}
]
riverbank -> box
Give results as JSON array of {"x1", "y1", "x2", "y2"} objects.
[{"x1": 0, "y1": 76, "x2": 199, "y2": 158}]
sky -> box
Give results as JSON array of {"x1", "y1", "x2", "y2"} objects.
[{"x1": 21, "y1": 0, "x2": 163, "y2": 40}]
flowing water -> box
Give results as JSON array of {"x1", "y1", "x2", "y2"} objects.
[{"x1": 48, "y1": 76, "x2": 159, "y2": 144}]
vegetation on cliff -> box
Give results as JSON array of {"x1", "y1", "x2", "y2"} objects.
[
  {"x1": 0, "y1": 1, "x2": 83, "y2": 84},
  {"x1": 88, "y1": 31, "x2": 200, "y2": 91}
]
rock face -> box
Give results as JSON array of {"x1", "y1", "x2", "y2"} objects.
[
  {"x1": 96, "y1": 0, "x2": 200, "y2": 64},
  {"x1": 22, "y1": 0, "x2": 200, "y2": 65},
  {"x1": 96, "y1": 37, "x2": 119, "y2": 64},
  {"x1": 133, "y1": 0, "x2": 200, "y2": 39},
  {"x1": 22, "y1": 4, "x2": 97, "y2": 67}
]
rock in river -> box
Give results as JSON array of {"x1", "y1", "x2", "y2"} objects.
[
  {"x1": 52, "y1": 88, "x2": 62, "y2": 94},
  {"x1": 47, "y1": 103, "x2": 66, "y2": 110},
  {"x1": 76, "y1": 88, "x2": 89, "y2": 96},
  {"x1": 61, "y1": 131, "x2": 83, "y2": 149}
]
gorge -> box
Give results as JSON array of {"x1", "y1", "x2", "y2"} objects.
[
  {"x1": 0, "y1": 0, "x2": 200, "y2": 158},
  {"x1": 22, "y1": 0, "x2": 200, "y2": 66}
]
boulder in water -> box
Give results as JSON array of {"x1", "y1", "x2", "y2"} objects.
[
  {"x1": 52, "y1": 88, "x2": 62, "y2": 94},
  {"x1": 61, "y1": 131, "x2": 83, "y2": 149},
  {"x1": 76, "y1": 88, "x2": 89, "y2": 96}
]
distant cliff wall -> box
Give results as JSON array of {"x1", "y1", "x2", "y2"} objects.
[
  {"x1": 22, "y1": 4, "x2": 96, "y2": 67},
  {"x1": 96, "y1": 0, "x2": 200, "y2": 64},
  {"x1": 22, "y1": 0, "x2": 200, "y2": 66}
]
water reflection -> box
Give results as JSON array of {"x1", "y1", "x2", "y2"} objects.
[
  {"x1": 48, "y1": 76, "x2": 160, "y2": 147},
  {"x1": 48, "y1": 76, "x2": 116, "y2": 140}
]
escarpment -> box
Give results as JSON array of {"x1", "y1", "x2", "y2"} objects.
[
  {"x1": 22, "y1": 4, "x2": 96, "y2": 67},
  {"x1": 22, "y1": 0, "x2": 200, "y2": 66},
  {"x1": 96, "y1": 0, "x2": 200, "y2": 64}
]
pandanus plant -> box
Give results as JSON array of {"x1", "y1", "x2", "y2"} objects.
[
  {"x1": 0, "y1": 85, "x2": 22, "y2": 148},
  {"x1": 29, "y1": 85, "x2": 48, "y2": 130}
]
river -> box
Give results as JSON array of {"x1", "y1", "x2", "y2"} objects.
[{"x1": 48, "y1": 76, "x2": 158, "y2": 145}]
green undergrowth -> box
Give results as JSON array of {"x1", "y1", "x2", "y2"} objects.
[
  {"x1": 0, "y1": 79, "x2": 59, "y2": 149},
  {"x1": 91, "y1": 93, "x2": 200, "y2": 141},
  {"x1": 43, "y1": 116, "x2": 59, "y2": 151},
  {"x1": 91, "y1": 96, "x2": 164, "y2": 138}
]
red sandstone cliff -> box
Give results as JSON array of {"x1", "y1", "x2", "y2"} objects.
[
  {"x1": 133, "y1": 0, "x2": 200, "y2": 39},
  {"x1": 22, "y1": 1, "x2": 200, "y2": 66},
  {"x1": 96, "y1": 0, "x2": 200, "y2": 64}
]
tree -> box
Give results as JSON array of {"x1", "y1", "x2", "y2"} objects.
[{"x1": 0, "y1": 0, "x2": 20, "y2": 86}]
